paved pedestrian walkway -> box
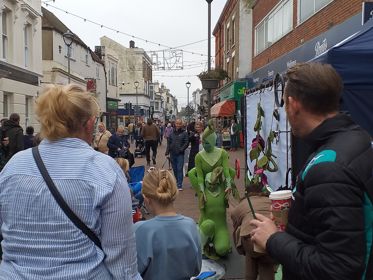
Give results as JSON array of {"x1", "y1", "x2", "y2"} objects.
[{"x1": 130, "y1": 140, "x2": 246, "y2": 279}]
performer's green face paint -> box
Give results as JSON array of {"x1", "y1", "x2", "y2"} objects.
[{"x1": 202, "y1": 132, "x2": 216, "y2": 153}]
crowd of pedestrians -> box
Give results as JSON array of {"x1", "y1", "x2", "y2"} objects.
[{"x1": 1, "y1": 62, "x2": 371, "y2": 280}]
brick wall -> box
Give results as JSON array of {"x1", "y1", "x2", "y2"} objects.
[{"x1": 252, "y1": 0, "x2": 364, "y2": 71}]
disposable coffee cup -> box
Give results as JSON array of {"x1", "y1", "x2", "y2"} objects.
[
  {"x1": 269, "y1": 190, "x2": 292, "y2": 231},
  {"x1": 253, "y1": 242, "x2": 266, "y2": 254}
]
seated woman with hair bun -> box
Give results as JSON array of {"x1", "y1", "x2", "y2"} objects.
[{"x1": 134, "y1": 168, "x2": 202, "y2": 280}]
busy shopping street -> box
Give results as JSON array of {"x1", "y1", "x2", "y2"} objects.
[{"x1": 1, "y1": 0, "x2": 373, "y2": 279}]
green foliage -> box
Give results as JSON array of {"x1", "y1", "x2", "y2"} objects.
[{"x1": 198, "y1": 68, "x2": 229, "y2": 81}]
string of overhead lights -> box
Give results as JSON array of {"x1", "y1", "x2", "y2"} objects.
[{"x1": 42, "y1": 1, "x2": 209, "y2": 57}]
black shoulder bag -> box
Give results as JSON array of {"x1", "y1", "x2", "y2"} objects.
[{"x1": 32, "y1": 146, "x2": 102, "y2": 250}]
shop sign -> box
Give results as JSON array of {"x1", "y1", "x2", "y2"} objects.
[
  {"x1": 314, "y1": 38, "x2": 328, "y2": 57},
  {"x1": 107, "y1": 100, "x2": 118, "y2": 111}
]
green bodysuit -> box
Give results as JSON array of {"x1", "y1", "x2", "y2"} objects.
[{"x1": 188, "y1": 120, "x2": 237, "y2": 259}]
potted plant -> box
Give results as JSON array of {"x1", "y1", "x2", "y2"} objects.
[{"x1": 198, "y1": 68, "x2": 229, "y2": 89}]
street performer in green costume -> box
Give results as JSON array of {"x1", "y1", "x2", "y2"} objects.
[{"x1": 188, "y1": 120, "x2": 239, "y2": 259}]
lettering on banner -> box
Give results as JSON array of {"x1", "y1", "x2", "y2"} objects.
[
  {"x1": 315, "y1": 38, "x2": 328, "y2": 57},
  {"x1": 287, "y1": 60, "x2": 297, "y2": 69}
]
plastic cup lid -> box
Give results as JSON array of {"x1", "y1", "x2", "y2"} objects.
[{"x1": 269, "y1": 190, "x2": 292, "y2": 200}]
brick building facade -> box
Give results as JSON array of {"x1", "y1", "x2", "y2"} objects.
[{"x1": 253, "y1": 0, "x2": 364, "y2": 71}]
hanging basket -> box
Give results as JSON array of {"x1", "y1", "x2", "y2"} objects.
[{"x1": 200, "y1": 79, "x2": 220, "y2": 90}]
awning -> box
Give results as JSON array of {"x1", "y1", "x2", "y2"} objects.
[{"x1": 210, "y1": 100, "x2": 236, "y2": 117}]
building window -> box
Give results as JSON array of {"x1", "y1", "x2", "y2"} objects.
[
  {"x1": 3, "y1": 93, "x2": 9, "y2": 117},
  {"x1": 108, "y1": 61, "x2": 117, "y2": 86},
  {"x1": 24, "y1": 24, "x2": 31, "y2": 68},
  {"x1": 85, "y1": 49, "x2": 89, "y2": 65},
  {"x1": 226, "y1": 25, "x2": 230, "y2": 50},
  {"x1": 2, "y1": 10, "x2": 8, "y2": 59},
  {"x1": 155, "y1": 102, "x2": 159, "y2": 111},
  {"x1": 231, "y1": 18, "x2": 235, "y2": 47},
  {"x1": 96, "y1": 65, "x2": 100, "y2": 79},
  {"x1": 255, "y1": 0, "x2": 293, "y2": 55},
  {"x1": 299, "y1": 0, "x2": 332, "y2": 23},
  {"x1": 25, "y1": 96, "x2": 32, "y2": 127}
]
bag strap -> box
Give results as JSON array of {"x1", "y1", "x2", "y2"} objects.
[{"x1": 32, "y1": 146, "x2": 102, "y2": 250}]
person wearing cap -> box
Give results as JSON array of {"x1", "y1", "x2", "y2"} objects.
[{"x1": 250, "y1": 62, "x2": 373, "y2": 280}]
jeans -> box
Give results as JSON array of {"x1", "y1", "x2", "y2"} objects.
[
  {"x1": 145, "y1": 140, "x2": 158, "y2": 163},
  {"x1": 171, "y1": 153, "x2": 184, "y2": 188},
  {"x1": 230, "y1": 134, "x2": 238, "y2": 149}
]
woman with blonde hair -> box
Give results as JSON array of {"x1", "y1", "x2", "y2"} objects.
[
  {"x1": 134, "y1": 168, "x2": 202, "y2": 280},
  {"x1": 0, "y1": 84, "x2": 141, "y2": 279}
]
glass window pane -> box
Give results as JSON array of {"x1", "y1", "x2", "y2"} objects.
[
  {"x1": 256, "y1": 22, "x2": 265, "y2": 53},
  {"x1": 300, "y1": 0, "x2": 314, "y2": 22},
  {"x1": 266, "y1": 16, "x2": 274, "y2": 47},
  {"x1": 283, "y1": 0, "x2": 292, "y2": 33},
  {"x1": 2, "y1": 13, "x2": 6, "y2": 34},
  {"x1": 315, "y1": 0, "x2": 331, "y2": 11}
]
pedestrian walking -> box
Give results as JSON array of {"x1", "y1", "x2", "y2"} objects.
[
  {"x1": 164, "y1": 123, "x2": 173, "y2": 140},
  {"x1": 1, "y1": 113, "x2": 24, "y2": 162},
  {"x1": 23, "y1": 126, "x2": 35, "y2": 150},
  {"x1": 128, "y1": 122, "x2": 135, "y2": 143},
  {"x1": 134, "y1": 168, "x2": 202, "y2": 280},
  {"x1": 230, "y1": 119, "x2": 239, "y2": 151},
  {"x1": 187, "y1": 121, "x2": 203, "y2": 172},
  {"x1": 165, "y1": 119, "x2": 189, "y2": 190},
  {"x1": 0, "y1": 84, "x2": 141, "y2": 279},
  {"x1": 250, "y1": 62, "x2": 373, "y2": 280},
  {"x1": 141, "y1": 119, "x2": 160, "y2": 166},
  {"x1": 93, "y1": 122, "x2": 111, "y2": 154}
]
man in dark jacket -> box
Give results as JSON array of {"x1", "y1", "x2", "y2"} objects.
[
  {"x1": 166, "y1": 119, "x2": 189, "y2": 190},
  {"x1": 250, "y1": 63, "x2": 373, "y2": 280},
  {"x1": 1, "y1": 113, "x2": 24, "y2": 162}
]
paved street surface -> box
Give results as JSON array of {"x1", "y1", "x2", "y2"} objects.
[{"x1": 129, "y1": 139, "x2": 246, "y2": 280}]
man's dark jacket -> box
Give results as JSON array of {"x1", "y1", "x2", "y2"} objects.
[
  {"x1": 267, "y1": 114, "x2": 373, "y2": 280},
  {"x1": 1, "y1": 119, "x2": 24, "y2": 161},
  {"x1": 166, "y1": 128, "x2": 189, "y2": 155}
]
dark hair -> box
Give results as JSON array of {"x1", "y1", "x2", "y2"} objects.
[
  {"x1": 285, "y1": 62, "x2": 342, "y2": 114},
  {"x1": 9, "y1": 113, "x2": 20, "y2": 123},
  {"x1": 26, "y1": 126, "x2": 34, "y2": 135},
  {"x1": 147, "y1": 119, "x2": 153, "y2": 125}
]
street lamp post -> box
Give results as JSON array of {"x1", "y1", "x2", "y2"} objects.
[
  {"x1": 186, "y1": 81, "x2": 191, "y2": 123},
  {"x1": 62, "y1": 30, "x2": 74, "y2": 84},
  {"x1": 206, "y1": 0, "x2": 213, "y2": 119},
  {"x1": 134, "y1": 81, "x2": 139, "y2": 122}
]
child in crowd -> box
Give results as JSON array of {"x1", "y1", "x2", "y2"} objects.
[
  {"x1": 133, "y1": 168, "x2": 202, "y2": 280},
  {"x1": 115, "y1": 157, "x2": 130, "y2": 182}
]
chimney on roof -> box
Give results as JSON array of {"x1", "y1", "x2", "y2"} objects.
[{"x1": 130, "y1": 40, "x2": 135, "y2": 48}]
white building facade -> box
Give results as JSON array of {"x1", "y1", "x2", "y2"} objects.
[
  {"x1": 100, "y1": 37, "x2": 152, "y2": 124},
  {"x1": 0, "y1": 0, "x2": 42, "y2": 130},
  {"x1": 42, "y1": 7, "x2": 106, "y2": 118}
]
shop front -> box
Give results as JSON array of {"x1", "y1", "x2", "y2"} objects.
[{"x1": 105, "y1": 98, "x2": 120, "y2": 131}]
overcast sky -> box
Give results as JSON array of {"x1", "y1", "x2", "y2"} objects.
[{"x1": 43, "y1": 0, "x2": 227, "y2": 108}]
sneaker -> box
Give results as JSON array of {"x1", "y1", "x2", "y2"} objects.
[
  {"x1": 152, "y1": 158, "x2": 156, "y2": 164},
  {"x1": 178, "y1": 188, "x2": 183, "y2": 191}
]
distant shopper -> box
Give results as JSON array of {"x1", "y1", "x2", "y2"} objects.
[
  {"x1": 230, "y1": 119, "x2": 239, "y2": 151},
  {"x1": 134, "y1": 167, "x2": 202, "y2": 280},
  {"x1": 165, "y1": 119, "x2": 189, "y2": 190},
  {"x1": 141, "y1": 119, "x2": 160, "y2": 166},
  {"x1": 1, "y1": 113, "x2": 24, "y2": 161},
  {"x1": 23, "y1": 126, "x2": 35, "y2": 150},
  {"x1": 93, "y1": 122, "x2": 112, "y2": 154},
  {"x1": 187, "y1": 121, "x2": 203, "y2": 172},
  {"x1": 164, "y1": 123, "x2": 173, "y2": 140}
]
